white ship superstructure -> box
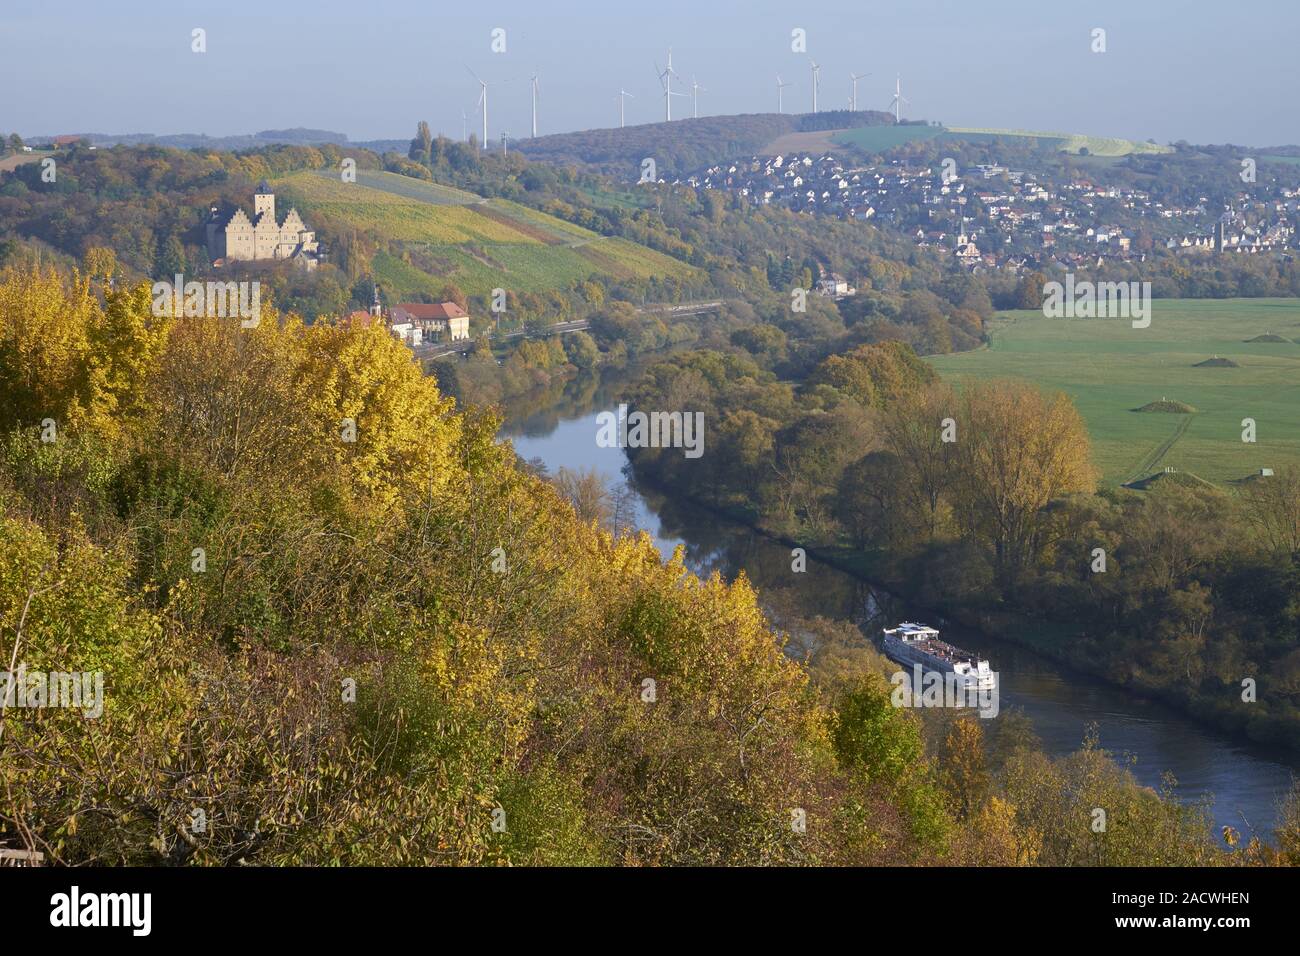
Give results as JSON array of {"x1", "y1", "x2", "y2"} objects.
[{"x1": 882, "y1": 622, "x2": 995, "y2": 692}]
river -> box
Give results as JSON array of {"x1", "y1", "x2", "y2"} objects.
[{"x1": 499, "y1": 368, "x2": 1300, "y2": 839}]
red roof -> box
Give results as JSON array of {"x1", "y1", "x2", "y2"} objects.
[{"x1": 393, "y1": 301, "x2": 467, "y2": 320}]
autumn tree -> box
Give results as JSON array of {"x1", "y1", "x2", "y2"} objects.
[
  {"x1": 949, "y1": 380, "x2": 1097, "y2": 588},
  {"x1": 879, "y1": 382, "x2": 959, "y2": 540},
  {"x1": 1242, "y1": 465, "x2": 1300, "y2": 555}
]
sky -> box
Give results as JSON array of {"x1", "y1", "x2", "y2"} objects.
[{"x1": 3, "y1": 0, "x2": 1296, "y2": 147}]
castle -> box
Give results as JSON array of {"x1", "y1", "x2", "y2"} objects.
[{"x1": 206, "y1": 181, "x2": 321, "y2": 268}]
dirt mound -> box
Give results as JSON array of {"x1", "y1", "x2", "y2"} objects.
[
  {"x1": 1133, "y1": 399, "x2": 1197, "y2": 413},
  {"x1": 1125, "y1": 469, "x2": 1217, "y2": 492},
  {"x1": 1193, "y1": 356, "x2": 1239, "y2": 368}
]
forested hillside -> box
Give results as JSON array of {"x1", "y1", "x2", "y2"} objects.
[{"x1": 5, "y1": 259, "x2": 1291, "y2": 865}]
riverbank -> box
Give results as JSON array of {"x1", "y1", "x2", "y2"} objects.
[
  {"x1": 506, "y1": 399, "x2": 1300, "y2": 836},
  {"x1": 626, "y1": 474, "x2": 1300, "y2": 756}
]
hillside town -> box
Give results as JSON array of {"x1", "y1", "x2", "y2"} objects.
[{"x1": 682, "y1": 152, "x2": 1299, "y2": 273}]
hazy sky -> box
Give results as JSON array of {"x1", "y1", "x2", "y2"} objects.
[{"x1": 3, "y1": 0, "x2": 1296, "y2": 146}]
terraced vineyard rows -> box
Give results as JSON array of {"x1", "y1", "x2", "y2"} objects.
[{"x1": 275, "y1": 169, "x2": 697, "y2": 297}]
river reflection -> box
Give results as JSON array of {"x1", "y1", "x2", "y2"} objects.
[{"x1": 501, "y1": 370, "x2": 1300, "y2": 838}]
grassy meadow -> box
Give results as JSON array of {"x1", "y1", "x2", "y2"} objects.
[
  {"x1": 274, "y1": 169, "x2": 696, "y2": 298},
  {"x1": 830, "y1": 125, "x2": 1169, "y2": 157},
  {"x1": 927, "y1": 299, "x2": 1300, "y2": 486}
]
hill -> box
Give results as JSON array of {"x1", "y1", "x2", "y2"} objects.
[
  {"x1": 513, "y1": 110, "x2": 894, "y2": 177},
  {"x1": 24, "y1": 127, "x2": 359, "y2": 150},
  {"x1": 274, "y1": 169, "x2": 699, "y2": 299}
]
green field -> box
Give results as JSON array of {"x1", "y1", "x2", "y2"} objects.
[
  {"x1": 927, "y1": 299, "x2": 1300, "y2": 486},
  {"x1": 831, "y1": 125, "x2": 1170, "y2": 157},
  {"x1": 831, "y1": 125, "x2": 948, "y2": 152},
  {"x1": 274, "y1": 170, "x2": 696, "y2": 298},
  {"x1": 945, "y1": 128, "x2": 1171, "y2": 156}
]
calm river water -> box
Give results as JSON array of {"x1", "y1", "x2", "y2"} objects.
[{"x1": 500, "y1": 369, "x2": 1300, "y2": 838}]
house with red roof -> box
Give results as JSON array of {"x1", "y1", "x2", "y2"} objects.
[{"x1": 390, "y1": 302, "x2": 470, "y2": 341}]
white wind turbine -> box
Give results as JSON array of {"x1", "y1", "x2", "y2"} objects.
[
  {"x1": 655, "y1": 49, "x2": 686, "y2": 121},
  {"x1": 776, "y1": 74, "x2": 792, "y2": 114},
  {"x1": 530, "y1": 72, "x2": 540, "y2": 138},
  {"x1": 466, "y1": 66, "x2": 515, "y2": 151},
  {"x1": 850, "y1": 71, "x2": 870, "y2": 112},
  {"x1": 810, "y1": 60, "x2": 821, "y2": 113},
  {"x1": 690, "y1": 75, "x2": 707, "y2": 119},
  {"x1": 461, "y1": 109, "x2": 468, "y2": 142},
  {"x1": 888, "y1": 74, "x2": 910, "y2": 123},
  {"x1": 467, "y1": 66, "x2": 490, "y2": 150},
  {"x1": 618, "y1": 89, "x2": 635, "y2": 128}
]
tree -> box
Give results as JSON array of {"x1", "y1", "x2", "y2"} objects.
[
  {"x1": 437, "y1": 283, "x2": 468, "y2": 310},
  {"x1": 834, "y1": 451, "x2": 905, "y2": 548},
  {"x1": 562, "y1": 330, "x2": 599, "y2": 370},
  {"x1": 879, "y1": 383, "x2": 958, "y2": 540},
  {"x1": 810, "y1": 341, "x2": 936, "y2": 410},
  {"x1": 950, "y1": 380, "x2": 1097, "y2": 587},
  {"x1": 0, "y1": 266, "x2": 99, "y2": 430},
  {"x1": 771, "y1": 405, "x2": 871, "y2": 531},
  {"x1": 553, "y1": 466, "x2": 613, "y2": 527},
  {"x1": 153, "y1": 234, "x2": 187, "y2": 280},
  {"x1": 1242, "y1": 465, "x2": 1300, "y2": 555},
  {"x1": 1014, "y1": 271, "x2": 1046, "y2": 310},
  {"x1": 941, "y1": 718, "x2": 991, "y2": 821},
  {"x1": 409, "y1": 121, "x2": 433, "y2": 166}
]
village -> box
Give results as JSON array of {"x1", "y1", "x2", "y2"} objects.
[{"x1": 681, "y1": 152, "x2": 1299, "y2": 273}]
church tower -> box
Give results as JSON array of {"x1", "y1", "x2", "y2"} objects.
[
  {"x1": 370, "y1": 283, "x2": 383, "y2": 317},
  {"x1": 253, "y1": 180, "x2": 276, "y2": 225}
]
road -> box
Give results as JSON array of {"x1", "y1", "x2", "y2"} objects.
[{"x1": 414, "y1": 300, "x2": 726, "y2": 361}]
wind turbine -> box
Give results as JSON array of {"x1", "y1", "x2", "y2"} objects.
[
  {"x1": 850, "y1": 71, "x2": 870, "y2": 112},
  {"x1": 618, "y1": 89, "x2": 635, "y2": 128},
  {"x1": 888, "y1": 74, "x2": 910, "y2": 123},
  {"x1": 461, "y1": 109, "x2": 468, "y2": 142},
  {"x1": 467, "y1": 67, "x2": 489, "y2": 150},
  {"x1": 530, "y1": 72, "x2": 539, "y2": 138},
  {"x1": 466, "y1": 66, "x2": 514, "y2": 151},
  {"x1": 655, "y1": 49, "x2": 685, "y2": 121},
  {"x1": 776, "y1": 74, "x2": 791, "y2": 114},
  {"x1": 810, "y1": 60, "x2": 821, "y2": 113},
  {"x1": 501, "y1": 131, "x2": 510, "y2": 156},
  {"x1": 690, "y1": 75, "x2": 707, "y2": 119}
]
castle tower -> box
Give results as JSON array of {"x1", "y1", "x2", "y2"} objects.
[{"x1": 253, "y1": 180, "x2": 276, "y2": 225}]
